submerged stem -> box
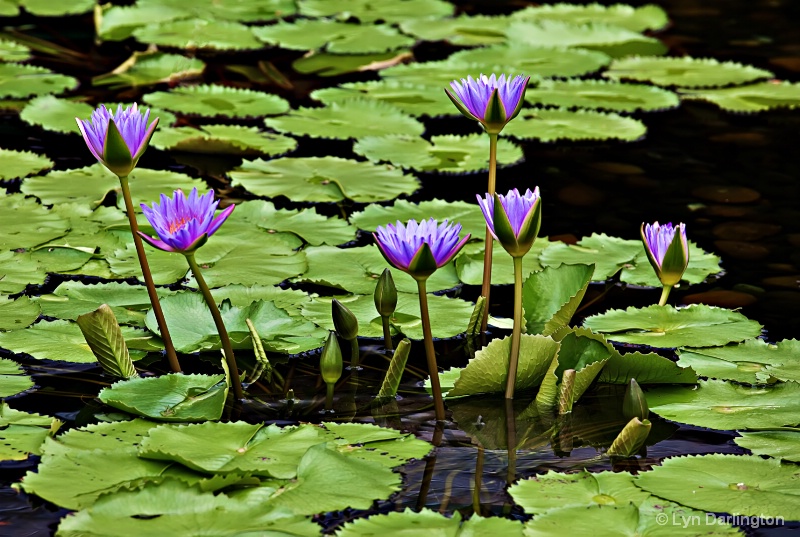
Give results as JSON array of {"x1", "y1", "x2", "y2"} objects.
[
  {"x1": 381, "y1": 315, "x2": 393, "y2": 351},
  {"x1": 350, "y1": 337, "x2": 360, "y2": 370},
  {"x1": 480, "y1": 133, "x2": 499, "y2": 332},
  {"x1": 417, "y1": 279, "x2": 445, "y2": 422},
  {"x1": 186, "y1": 254, "x2": 243, "y2": 400},
  {"x1": 505, "y1": 256, "x2": 524, "y2": 400},
  {"x1": 658, "y1": 285, "x2": 673, "y2": 307},
  {"x1": 118, "y1": 176, "x2": 181, "y2": 374},
  {"x1": 325, "y1": 383, "x2": 334, "y2": 412}
]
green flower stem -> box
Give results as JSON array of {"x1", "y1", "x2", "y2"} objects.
[
  {"x1": 118, "y1": 176, "x2": 181, "y2": 374},
  {"x1": 473, "y1": 444, "x2": 485, "y2": 516},
  {"x1": 417, "y1": 279, "x2": 445, "y2": 422},
  {"x1": 505, "y1": 398, "x2": 517, "y2": 484},
  {"x1": 381, "y1": 315, "x2": 393, "y2": 351},
  {"x1": 186, "y1": 253, "x2": 243, "y2": 400},
  {"x1": 480, "y1": 133, "x2": 499, "y2": 332},
  {"x1": 505, "y1": 256, "x2": 524, "y2": 400},
  {"x1": 658, "y1": 284, "x2": 673, "y2": 306},
  {"x1": 350, "y1": 337, "x2": 360, "y2": 369},
  {"x1": 325, "y1": 383, "x2": 334, "y2": 412}
]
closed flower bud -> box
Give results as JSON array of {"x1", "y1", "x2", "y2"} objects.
[
  {"x1": 477, "y1": 188, "x2": 542, "y2": 258},
  {"x1": 374, "y1": 268, "x2": 397, "y2": 318},
  {"x1": 331, "y1": 299, "x2": 359, "y2": 341},
  {"x1": 623, "y1": 378, "x2": 649, "y2": 421},
  {"x1": 320, "y1": 332, "x2": 343, "y2": 385},
  {"x1": 607, "y1": 417, "x2": 651, "y2": 458},
  {"x1": 641, "y1": 222, "x2": 689, "y2": 287}
]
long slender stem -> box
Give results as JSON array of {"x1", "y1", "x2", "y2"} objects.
[
  {"x1": 505, "y1": 398, "x2": 517, "y2": 485},
  {"x1": 417, "y1": 279, "x2": 445, "y2": 422},
  {"x1": 505, "y1": 256, "x2": 524, "y2": 400},
  {"x1": 472, "y1": 444, "x2": 484, "y2": 516},
  {"x1": 186, "y1": 254, "x2": 243, "y2": 400},
  {"x1": 658, "y1": 285, "x2": 673, "y2": 306},
  {"x1": 381, "y1": 316, "x2": 393, "y2": 351},
  {"x1": 325, "y1": 383, "x2": 334, "y2": 411},
  {"x1": 480, "y1": 133, "x2": 499, "y2": 332},
  {"x1": 118, "y1": 176, "x2": 181, "y2": 373},
  {"x1": 350, "y1": 337, "x2": 360, "y2": 369}
]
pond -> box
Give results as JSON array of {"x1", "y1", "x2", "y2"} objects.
[{"x1": 2, "y1": 0, "x2": 800, "y2": 535}]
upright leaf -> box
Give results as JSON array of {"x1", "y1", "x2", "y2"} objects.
[
  {"x1": 523, "y1": 264, "x2": 594, "y2": 335},
  {"x1": 375, "y1": 338, "x2": 411, "y2": 403},
  {"x1": 76, "y1": 305, "x2": 138, "y2": 379}
]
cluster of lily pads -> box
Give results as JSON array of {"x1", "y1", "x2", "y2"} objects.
[{"x1": 2, "y1": 0, "x2": 800, "y2": 535}]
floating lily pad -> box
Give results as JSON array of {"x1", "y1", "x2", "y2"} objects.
[
  {"x1": 145, "y1": 293, "x2": 326, "y2": 354},
  {"x1": 296, "y1": 245, "x2": 460, "y2": 295},
  {"x1": 0, "y1": 405, "x2": 54, "y2": 460},
  {"x1": 504, "y1": 108, "x2": 647, "y2": 142},
  {"x1": 399, "y1": 15, "x2": 513, "y2": 46},
  {"x1": 144, "y1": 85, "x2": 288, "y2": 118},
  {"x1": 446, "y1": 44, "x2": 611, "y2": 78},
  {"x1": 8, "y1": 0, "x2": 94, "y2": 16},
  {"x1": 511, "y1": 3, "x2": 669, "y2": 32},
  {"x1": 253, "y1": 19, "x2": 413, "y2": 53},
  {"x1": 598, "y1": 350, "x2": 698, "y2": 385},
  {"x1": 298, "y1": 0, "x2": 454, "y2": 23},
  {"x1": 133, "y1": 19, "x2": 262, "y2": 50},
  {"x1": 324, "y1": 422, "x2": 432, "y2": 465},
  {"x1": 525, "y1": 79, "x2": 679, "y2": 112},
  {"x1": 210, "y1": 285, "x2": 312, "y2": 315},
  {"x1": 635, "y1": 454, "x2": 800, "y2": 520},
  {"x1": 229, "y1": 156, "x2": 419, "y2": 203},
  {"x1": 335, "y1": 509, "x2": 524, "y2": 537},
  {"x1": 605, "y1": 56, "x2": 773, "y2": 88},
  {"x1": 265, "y1": 100, "x2": 424, "y2": 140},
  {"x1": 0, "y1": 194, "x2": 70, "y2": 250},
  {"x1": 301, "y1": 293, "x2": 475, "y2": 340},
  {"x1": 380, "y1": 59, "x2": 511, "y2": 88},
  {"x1": 0, "y1": 62, "x2": 77, "y2": 99},
  {"x1": 0, "y1": 358, "x2": 34, "y2": 397},
  {"x1": 235, "y1": 200, "x2": 357, "y2": 246},
  {"x1": 455, "y1": 239, "x2": 550, "y2": 286},
  {"x1": 0, "y1": 38, "x2": 30, "y2": 61},
  {"x1": 354, "y1": 134, "x2": 524, "y2": 173},
  {"x1": 52, "y1": 419, "x2": 157, "y2": 453},
  {"x1": 311, "y1": 80, "x2": 456, "y2": 117},
  {"x1": 293, "y1": 50, "x2": 411, "y2": 77},
  {"x1": 523, "y1": 264, "x2": 594, "y2": 335},
  {"x1": 505, "y1": 20, "x2": 667, "y2": 57},
  {"x1": 0, "y1": 251, "x2": 46, "y2": 294},
  {"x1": 0, "y1": 295, "x2": 40, "y2": 331},
  {"x1": 583, "y1": 305, "x2": 762, "y2": 348},
  {"x1": 93, "y1": 51, "x2": 205, "y2": 89},
  {"x1": 99, "y1": 373, "x2": 228, "y2": 422},
  {"x1": 677, "y1": 339, "x2": 800, "y2": 384},
  {"x1": 680, "y1": 81, "x2": 800, "y2": 112},
  {"x1": 735, "y1": 431, "x2": 800, "y2": 463},
  {"x1": 646, "y1": 379, "x2": 800, "y2": 430},
  {"x1": 351, "y1": 199, "x2": 486, "y2": 240},
  {"x1": 152, "y1": 125, "x2": 297, "y2": 157}
]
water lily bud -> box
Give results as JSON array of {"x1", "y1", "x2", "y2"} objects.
[
  {"x1": 623, "y1": 378, "x2": 649, "y2": 421},
  {"x1": 607, "y1": 417, "x2": 652, "y2": 458},
  {"x1": 374, "y1": 268, "x2": 397, "y2": 318},
  {"x1": 445, "y1": 74, "x2": 530, "y2": 135},
  {"x1": 331, "y1": 299, "x2": 359, "y2": 341},
  {"x1": 477, "y1": 188, "x2": 542, "y2": 258},
  {"x1": 641, "y1": 222, "x2": 689, "y2": 287},
  {"x1": 320, "y1": 332, "x2": 343, "y2": 385}
]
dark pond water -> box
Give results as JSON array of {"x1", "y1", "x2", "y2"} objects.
[{"x1": 3, "y1": 0, "x2": 800, "y2": 535}]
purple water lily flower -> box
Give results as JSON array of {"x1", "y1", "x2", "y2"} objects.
[
  {"x1": 374, "y1": 219, "x2": 470, "y2": 280},
  {"x1": 76, "y1": 104, "x2": 159, "y2": 177},
  {"x1": 139, "y1": 188, "x2": 234, "y2": 254},
  {"x1": 641, "y1": 221, "x2": 690, "y2": 289},
  {"x1": 477, "y1": 188, "x2": 542, "y2": 258},
  {"x1": 446, "y1": 74, "x2": 530, "y2": 134}
]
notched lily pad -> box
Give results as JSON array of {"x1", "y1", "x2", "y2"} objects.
[
  {"x1": 677, "y1": 339, "x2": 800, "y2": 384},
  {"x1": 504, "y1": 108, "x2": 647, "y2": 143},
  {"x1": 93, "y1": 51, "x2": 205, "y2": 89},
  {"x1": 446, "y1": 44, "x2": 611, "y2": 78},
  {"x1": 605, "y1": 56, "x2": 773, "y2": 88},
  {"x1": 351, "y1": 198, "x2": 486, "y2": 240},
  {"x1": 293, "y1": 50, "x2": 411, "y2": 77},
  {"x1": 236, "y1": 200, "x2": 357, "y2": 246},
  {"x1": 399, "y1": 14, "x2": 513, "y2": 46},
  {"x1": 144, "y1": 84, "x2": 289, "y2": 118},
  {"x1": 525, "y1": 79, "x2": 679, "y2": 112},
  {"x1": 510, "y1": 3, "x2": 669, "y2": 32},
  {"x1": 681, "y1": 81, "x2": 800, "y2": 112},
  {"x1": 299, "y1": 0, "x2": 454, "y2": 23},
  {"x1": 0, "y1": 295, "x2": 41, "y2": 331},
  {"x1": 133, "y1": 19, "x2": 262, "y2": 50},
  {"x1": 0, "y1": 148, "x2": 53, "y2": 180},
  {"x1": 311, "y1": 80, "x2": 456, "y2": 117},
  {"x1": 0, "y1": 62, "x2": 78, "y2": 99},
  {"x1": 253, "y1": 19, "x2": 414, "y2": 53},
  {"x1": 0, "y1": 38, "x2": 31, "y2": 61},
  {"x1": 152, "y1": 125, "x2": 297, "y2": 157},
  {"x1": 735, "y1": 430, "x2": 800, "y2": 463},
  {"x1": 335, "y1": 509, "x2": 523, "y2": 537},
  {"x1": 0, "y1": 358, "x2": 34, "y2": 397}
]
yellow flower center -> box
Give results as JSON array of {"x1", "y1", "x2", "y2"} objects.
[{"x1": 168, "y1": 216, "x2": 194, "y2": 234}]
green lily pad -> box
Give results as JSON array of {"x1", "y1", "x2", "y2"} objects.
[
  {"x1": 677, "y1": 339, "x2": 800, "y2": 384},
  {"x1": 0, "y1": 425, "x2": 50, "y2": 460},
  {"x1": 545, "y1": 328, "x2": 615, "y2": 405},
  {"x1": 0, "y1": 358, "x2": 34, "y2": 397},
  {"x1": 55, "y1": 480, "x2": 319, "y2": 537},
  {"x1": 296, "y1": 245, "x2": 460, "y2": 295},
  {"x1": 133, "y1": 19, "x2": 262, "y2": 50},
  {"x1": 353, "y1": 134, "x2": 524, "y2": 173},
  {"x1": 525, "y1": 79, "x2": 679, "y2": 112},
  {"x1": 145, "y1": 293, "x2": 326, "y2": 354},
  {"x1": 0, "y1": 148, "x2": 53, "y2": 180},
  {"x1": 735, "y1": 430, "x2": 800, "y2": 463},
  {"x1": 504, "y1": 108, "x2": 647, "y2": 142},
  {"x1": 446, "y1": 44, "x2": 611, "y2": 78},
  {"x1": 680, "y1": 81, "x2": 800, "y2": 113},
  {"x1": 301, "y1": 293, "x2": 475, "y2": 340},
  {"x1": 293, "y1": 50, "x2": 411, "y2": 77},
  {"x1": 0, "y1": 63, "x2": 78, "y2": 99},
  {"x1": 96, "y1": 4, "x2": 188, "y2": 41},
  {"x1": 298, "y1": 0, "x2": 454, "y2": 23},
  {"x1": 253, "y1": 19, "x2": 414, "y2": 53},
  {"x1": 509, "y1": 470, "x2": 650, "y2": 514},
  {"x1": 93, "y1": 51, "x2": 205, "y2": 89},
  {"x1": 351, "y1": 198, "x2": 487, "y2": 241},
  {"x1": 511, "y1": 3, "x2": 669, "y2": 32},
  {"x1": 151, "y1": 125, "x2": 297, "y2": 157},
  {"x1": 456, "y1": 240, "x2": 551, "y2": 286},
  {"x1": 605, "y1": 56, "x2": 773, "y2": 88},
  {"x1": 598, "y1": 350, "x2": 698, "y2": 385},
  {"x1": 635, "y1": 454, "x2": 800, "y2": 520},
  {"x1": 583, "y1": 305, "x2": 763, "y2": 348},
  {"x1": 210, "y1": 285, "x2": 312, "y2": 315},
  {"x1": 311, "y1": 80, "x2": 456, "y2": 117},
  {"x1": 8, "y1": 0, "x2": 94, "y2": 16},
  {"x1": 0, "y1": 194, "x2": 70, "y2": 250},
  {"x1": 0, "y1": 38, "x2": 30, "y2": 61},
  {"x1": 505, "y1": 20, "x2": 667, "y2": 58},
  {"x1": 264, "y1": 100, "x2": 424, "y2": 140},
  {"x1": 0, "y1": 251, "x2": 47, "y2": 294},
  {"x1": 235, "y1": 200, "x2": 357, "y2": 246},
  {"x1": 523, "y1": 264, "x2": 594, "y2": 335},
  {"x1": 646, "y1": 379, "x2": 800, "y2": 429},
  {"x1": 324, "y1": 422, "x2": 432, "y2": 465},
  {"x1": 99, "y1": 373, "x2": 228, "y2": 422},
  {"x1": 445, "y1": 334, "x2": 560, "y2": 397},
  {"x1": 0, "y1": 295, "x2": 40, "y2": 331},
  {"x1": 52, "y1": 419, "x2": 157, "y2": 453},
  {"x1": 335, "y1": 509, "x2": 524, "y2": 537},
  {"x1": 229, "y1": 156, "x2": 419, "y2": 203},
  {"x1": 398, "y1": 15, "x2": 513, "y2": 46},
  {"x1": 144, "y1": 84, "x2": 288, "y2": 118}
]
